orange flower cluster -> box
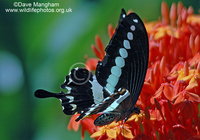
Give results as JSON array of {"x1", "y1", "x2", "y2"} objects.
[{"x1": 68, "y1": 2, "x2": 200, "y2": 140}]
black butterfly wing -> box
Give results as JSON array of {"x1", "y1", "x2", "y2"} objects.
[
  {"x1": 76, "y1": 9, "x2": 149, "y2": 124},
  {"x1": 35, "y1": 68, "x2": 107, "y2": 115},
  {"x1": 95, "y1": 9, "x2": 149, "y2": 107}
]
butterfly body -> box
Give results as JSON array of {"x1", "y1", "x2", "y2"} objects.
[{"x1": 35, "y1": 9, "x2": 149, "y2": 126}]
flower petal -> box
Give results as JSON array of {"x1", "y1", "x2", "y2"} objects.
[
  {"x1": 163, "y1": 84, "x2": 175, "y2": 101},
  {"x1": 186, "y1": 91, "x2": 200, "y2": 102},
  {"x1": 106, "y1": 129, "x2": 117, "y2": 138},
  {"x1": 121, "y1": 127, "x2": 134, "y2": 139},
  {"x1": 80, "y1": 118, "x2": 96, "y2": 135},
  {"x1": 91, "y1": 45, "x2": 103, "y2": 60},
  {"x1": 172, "y1": 124, "x2": 192, "y2": 139},
  {"x1": 95, "y1": 35, "x2": 105, "y2": 57},
  {"x1": 134, "y1": 133, "x2": 151, "y2": 140},
  {"x1": 108, "y1": 24, "x2": 114, "y2": 38},
  {"x1": 180, "y1": 101, "x2": 194, "y2": 119},
  {"x1": 134, "y1": 114, "x2": 144, "y2": 125},
  {"x1": 107, "y1": 122, "x2": 119, "y2": 128},
  {"x1": 85, "y1": 58, "x2": 99, "y2": 71},
  {"x1": 90, "y1": 129, "x2": 105, "y2": 138},
  {"x1": 67, "y1": 114, "x2": 80, "y2": 131}
]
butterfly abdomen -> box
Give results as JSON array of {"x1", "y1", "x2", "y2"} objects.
[{"x1": 94, "y1": 113, "x2": 118, "y2": 126}]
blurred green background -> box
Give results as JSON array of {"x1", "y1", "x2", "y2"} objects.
[{"x1": 0, "y1": 0, "x2": 199, "y2": 140}]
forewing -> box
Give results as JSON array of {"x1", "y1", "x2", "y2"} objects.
[{"x1": 95, "y1": 9, "x2": 149, "y2": 106}]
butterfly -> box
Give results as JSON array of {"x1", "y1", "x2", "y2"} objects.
[{"x1": 35, "y1": 9, "x2": 149, "y2": 126}]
